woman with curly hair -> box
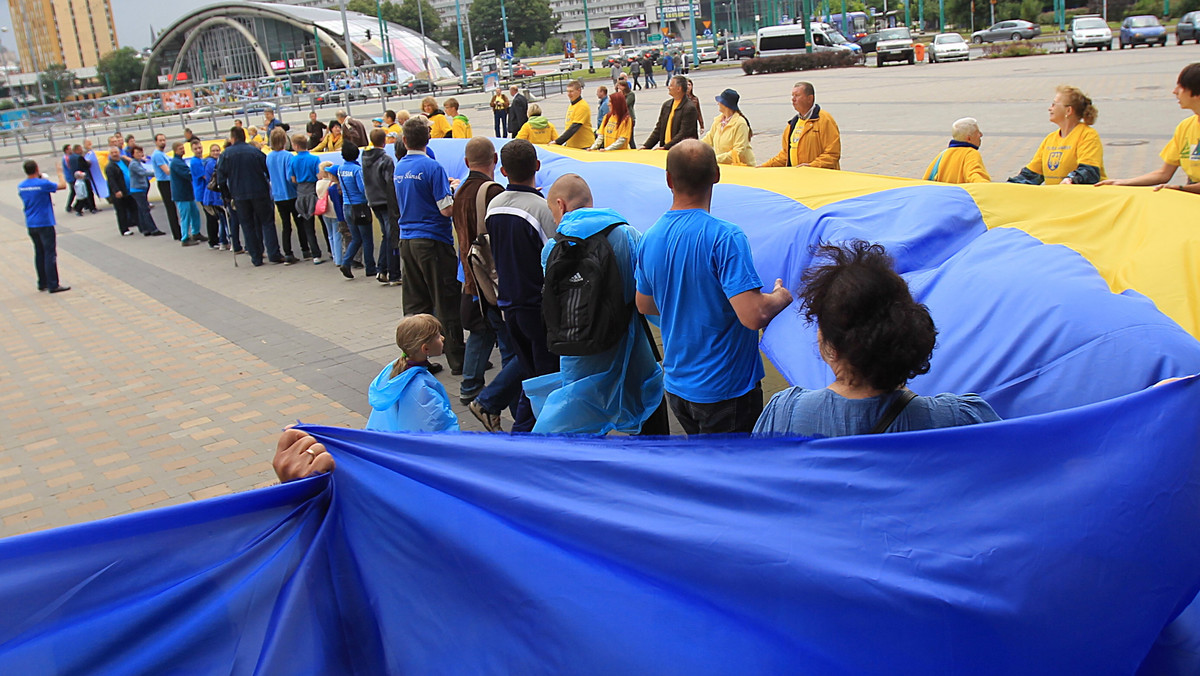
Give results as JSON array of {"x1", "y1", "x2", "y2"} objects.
[{"x1": 754, "y1": 241, "x2": 1000, "y2": 437}]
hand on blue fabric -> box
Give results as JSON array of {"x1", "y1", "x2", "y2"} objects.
[{"x1": 273, "y1": 428, "x2": 335, "y2": 483}]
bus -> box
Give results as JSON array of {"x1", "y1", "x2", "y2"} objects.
[{"x1": 826, "y1": 11, "x2": 869, "y2": 41}]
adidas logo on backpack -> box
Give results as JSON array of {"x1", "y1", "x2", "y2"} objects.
[{"x1": 542, "y1": 222, "x2": 633, "y2": 356}]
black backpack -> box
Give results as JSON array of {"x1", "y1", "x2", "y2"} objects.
[{"x1": 542, "y1": 222, "x2": 632, "y2": 356}]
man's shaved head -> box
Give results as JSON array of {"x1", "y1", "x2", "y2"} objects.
[
  {"x1": 464, "y1": 137, "x2": 497, "y2": 169},
  {"x1": 666, "y1": 140, "x2": 719, "y2": 197},
  {"x1": 547, "y1": 173, "x2": 593, "y2": 224}
]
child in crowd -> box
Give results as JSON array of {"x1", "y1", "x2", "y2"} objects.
[
  {"x1": 72, "y1": 171, "x2": 89, "y2": 216},
  {"x1": 317, "y1": 161, "x2": 347, "y2": 265},
  {"x1": 366, "y1": 314, "x2": 460, "y2": 433}
]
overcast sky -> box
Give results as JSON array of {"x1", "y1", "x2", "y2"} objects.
[{"x1": 0, "y1": 0, "x2": 224, "y2": 56}]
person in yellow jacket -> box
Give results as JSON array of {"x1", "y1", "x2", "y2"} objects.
[
  {"x1": 923, "y1": 117, "x2": 990, "y2": 183},
  {"x1": 589, "y1": 92, "x2": 634, "y2": 151},
  {"x1": 312, "y1": 120, "x2": 344, "y2": 152},
  {"x1": 421, "y1": 96, "x2": 453, "y2": 139},
  {"x1": 516, "y1": 104, "x2": 558, "y2": 144},
  {"x1": 759, "y1": 81, "x2": 840, "y2": 169},
  {"x1": 1009, "y1": 85, "x2": 1105, "y2": 185},
  {"x1": 700, "y1": 88, "x2": 755, "y2": 166},
  {"x1": 550, "y1": 80, "x2": 596, "y2": 149},
  {"x1": 444, "y1": 98, "x2": 473, "y2": 138},
  {"x1": 247, "y1": 126, "x2": 267, "y2": 148}
]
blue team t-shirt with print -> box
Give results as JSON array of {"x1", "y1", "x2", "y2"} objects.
[
  {"x1": 635, "y1": 208, "x2": 765, "y2": 403},
  {"x1": 393, "y1": 152, "x2": 453, "y2": 245},
  {"x1": 19, "y1": 177, "x2": 58, "y2": 228}
]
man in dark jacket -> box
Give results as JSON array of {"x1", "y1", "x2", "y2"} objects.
[
  {"x1": 216, "y1": 126, "x2": 283, "y2": 266},
  {"x1": 361, "y1": 128, "x2": 401, "y2": 285},
  {"x1": 507, "y1": 85, "x2": 528, "y2": 139},
  {"x1": 336, "y1": 109, "x2": 369, "y2": 148},
  {"x1": 306, "y1": 111, "x2": 326, "y2": 150},
  {"x1": 641, "y1": 76, "x2": 699, "y2": 150},
  {"x1": 104, "y1": 146, "x2": 138, "y2": 236},
  {"x1": 169, "y1": 141, "x2": 204, "y2": 245}
]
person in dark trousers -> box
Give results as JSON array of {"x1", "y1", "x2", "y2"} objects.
[
  {"x1": 471, "y1": 139, "x2": 558, "y2": 432},
  {"x1": 150, "y1": 133, "x2": 182, "y2": 239},
  {"x1": 126, "y1": 145, "x2": 167, "y2": 236},
  {"x1": 642, "y1": 56, "x2": 657, "y2": 88},
  {"x1": 267, "y1": 128, "x2": 304, "y2": 264},
  {"x1": 170, "y1": 141, "x2": 205, "y2": 245},
  {"x1": 104, "y1": 146, "x2": 139, "y2": 236},
  {"x1": 336, "y1": 143, "x2": 376, "y2": 279},
  {"x1": 393, "y1": 117, "x2": 464, "y2": 375},
  {"x1": 287, "y1": 133, "x2": 324, "y2": 264},
  {"x1": 60, "y1": 145, "x2": 75, "y2": 212},
  {"x1": 641, "y1": 75, "x2": 700, "y2": 150},
  {"x1": 69, "y1": 145, "x2": 95, "y2": 215},
  {"x1": 361, "y1": 128, "x2": 401, "y2": 284},
  {"x1": 453, "y1": 137, "x2": 519, "y2": 416},
  {"x1": 18, "y1": 159, "x2": 70, "y2": 293},
  {"x1": 306, "y1": 111, "x2": 327, "y2": 151},
  {"x1": 215, "y1": 125, "x2": 284, "y2": 266},
  {"x1": 507, "y1": 85, "x2": 528, "y2": 139}
]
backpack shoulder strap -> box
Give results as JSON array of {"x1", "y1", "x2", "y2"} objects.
[
  {"x1": 869, "y1": 388, "x2": 918, "y2": 434},
  {"x1": 475, "y1": 181, "x2": 498, "y2": 235}
]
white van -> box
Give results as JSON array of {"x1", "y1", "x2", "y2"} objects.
[{"x1": 757, "y1": 23, "x2": 859, "y2": 59}]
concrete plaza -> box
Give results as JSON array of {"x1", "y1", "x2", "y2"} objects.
[{"x1": 0, "y1": 45, "x2": 1192, "y2": 536}]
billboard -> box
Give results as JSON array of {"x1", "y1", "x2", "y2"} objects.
[
  {"x1": 609, "y1": 14, "x2": 647, "y2": 31},
  {"x1": 659, "y1": 3, "x2": 700, "y2": 19},
  {"x1": 160, "y1": 89, "x2": 195, "y2": 111}
]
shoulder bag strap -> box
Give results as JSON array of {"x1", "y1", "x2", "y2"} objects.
[
  {"x1": 869, "y1": 388, "x2": 918, "y2": 434},
  {"x1": 474, "y1": 181, "x2": 498, "y2": 236}
]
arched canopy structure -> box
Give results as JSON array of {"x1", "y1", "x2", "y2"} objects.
[{"x1": 142, "y1": 1, "x2": 460, "y2": 89}]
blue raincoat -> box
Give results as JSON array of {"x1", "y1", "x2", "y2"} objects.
[
  {"x1": 525, "y1": 207, "x2": 664, "y2": 434},
  {"x1": 366, "y1": 363, "x2": 460, "y2": 433}
]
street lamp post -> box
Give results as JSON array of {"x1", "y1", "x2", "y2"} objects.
[
  {"x1": 584, "y1": 0, "x2": 595, "y2": 72},
  {"x1": 338, "y1": 0, "x2": 355, "y2": 115},
  {"x1": 417, "y1": 0, "x2": 431, "y2": 78},
  {"x1": 501, "y1": 0, "x2": 512, "y2": 78},
  {"x1": 453, "y1": 0, "x2": 467, "y2": 87}
]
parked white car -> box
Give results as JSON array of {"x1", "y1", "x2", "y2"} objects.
[
  {"x1": 927, "y1": 32, "x2": 969, "y2": 62},
  {"x1": 1067, "y1": 15, "x2": 1113, "y2": 51},
  {"x1": 698, "y1": 46, "x2": 720, "y2": 63},
  {"x1": 558, "y1": 58, "x2": 582, "y2": 72},
  {"x1": 184, "y1": 106, "x2": 233, "y2": 121}
]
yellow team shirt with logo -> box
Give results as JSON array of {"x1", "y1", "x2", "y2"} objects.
[
  {"x1": 386, "y1": 122, "x2": 403, "y2": 141},
  {"x1": 1160, "y1": 115, "x2": 1200, "y2": 184},
  {"x1": 564, "y1": 99, "x2": 595, "y2": 149},
  {"x1": 429, "y1": 113, "x2": 452, "y2": 139},
  {"x1": 600, "y1": 114, "x2": 633, "y2": 149},
  {"x1": 1026, "y1": 123, "x2": 1106, "y2": 185}
]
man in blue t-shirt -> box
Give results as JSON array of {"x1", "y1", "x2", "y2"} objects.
[
  {"x1": 393, "y1": 117, "x2": 465, "y2": 375},
  {"x1": 18, "y1": 160, "x2": 70, "y2": 293},
  {"x1": 634, "y1": 140, "x2": 792, "y2": 434},
  {"x1": 151, "y1": 133, "x2": 182, "y2": 240}
]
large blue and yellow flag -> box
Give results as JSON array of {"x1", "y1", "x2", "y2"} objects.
[{"x1": 2, "y1": 140, "x2": 1200, "y2": 674}]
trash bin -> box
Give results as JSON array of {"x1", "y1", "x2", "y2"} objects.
[{"x1": 914, "y1": 43, "x2": 925, "y2": 62}]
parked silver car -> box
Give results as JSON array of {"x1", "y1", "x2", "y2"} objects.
[
  {"x1": 927, "y1": 32, "x2": 970, "y2": 62},
  {"x1": 971, "y1": 19, "x2": 1041, "y2": 44}
]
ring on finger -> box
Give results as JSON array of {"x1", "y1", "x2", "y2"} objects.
[{"x1": 304, "y1": 448, "x2": 318, "y2": 457}]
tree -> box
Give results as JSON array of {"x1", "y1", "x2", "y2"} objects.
[
  {"x1": 38, "y1": 64, "x2": 75, "y2": 102},
  {"x1": 468, "y1": 0, "x2": 558, "y2": 53},
  {"x1": 96, "y1": 47, "x2": 144, "y2": 95},
  {"x1": 593, "y1": 29, "x2": 610, "y2": 49}
]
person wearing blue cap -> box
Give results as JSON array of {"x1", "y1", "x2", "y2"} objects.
[{"x1": 701, "y1": 88, "x2": 756, "y2": 166}]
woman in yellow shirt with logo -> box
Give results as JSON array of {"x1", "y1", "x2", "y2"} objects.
[
  {"x1": 589, "y1": 92, "x2": 634, "y2": 151},
  {"x1": 421, "y1": 96, "x2": 453, "y2": 139},
  {"x1": 1008, "y1": 85, "x2": 1105, "y2": 185},
  {"x1": 1098, "y1": 62, "x2": 1200, "y2": 193},
  {"x1": 700, "y1": 88, "x2": 755, "y2": 166}
]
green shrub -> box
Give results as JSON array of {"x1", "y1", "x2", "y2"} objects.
[
  {"x1": 740, "y1": 51, "x2": 859, "y2": 75},
  {"x1": 981, "y1": 40, "x2": 1048, "y2": 57}
]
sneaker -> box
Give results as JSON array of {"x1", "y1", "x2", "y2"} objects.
[
  {"x1": 427, "y1": 363, "x2": 444, "y2": 375},
  {"x1": 460, "y1": 393, "x2": 478, "y2": 406},
  {"x1": 194, "y1": 234, "x2": 208, "y2": 243},
  {"x1": 209, "y1": 244, "x2": 220, "y2": 250},
  {"x1": 313, "y1": 257, "x2": 324, "y2": 265},
  {"x1": 121, "y1": 231, "x2": 135, "y2": 236},
  {"x1": 233, "y1": 249, "x2": 247, "y2": 255},
  {"x1": 376, "y1": 272, "x2": 389, "y2": 284},
  {"x1": 469, "y1": 400, "x2": 503, "y2": 433},
  {"x1": 48, "y1": 285, "x2": 71, "y2": 293},
  {"x1": 389, "y1": 279, "x2": 403, "y2": 286},
  {"x1": 149, "y1": 231, "x2": 167, "y2": 237},
  {"x1": 339, "y1": 264, "x2": 354, "y2": 279},
  {"x1": 181, "y1": 239, "x2": 199, "y2": 247},
  {"x1": 284, "y1": 256, "x2": 298, "y2": 265}
]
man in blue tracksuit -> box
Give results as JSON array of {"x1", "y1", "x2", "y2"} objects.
[{"x1": 215, "y1": 126, "x2": 284, "y2": 266}]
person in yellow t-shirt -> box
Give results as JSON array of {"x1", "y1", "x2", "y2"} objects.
[
  {"x1": 700, "y1": 88, "x2": 755, "y2": 166},
  {"x1": 589, "y1": 91, "x2": 634, "y2": 151},
  {"x1": 516, "y1": 104, "x2": 558, "y2": 144},
  {"x1": 383, "y1": 109, "x2": 405, "y2": 144},
  {"x1": 550, "y1": 80, "x2": 595, "y2": 149},
  {"x1": 923, "y1": 117, "x2": 990, "y2": 183},
  {"x1": 1008, "y1": 85, "x2": 1105, "y2": 185},
  {"x1": 421, "y1": 96, "x2": 453, "y2": 139},
  {"x1": 444, "y1": 98, "x2": 473, "y2": 138},
  {"x1": 1098, "y1": 63, "x2": 1200, "y2": 193}
]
